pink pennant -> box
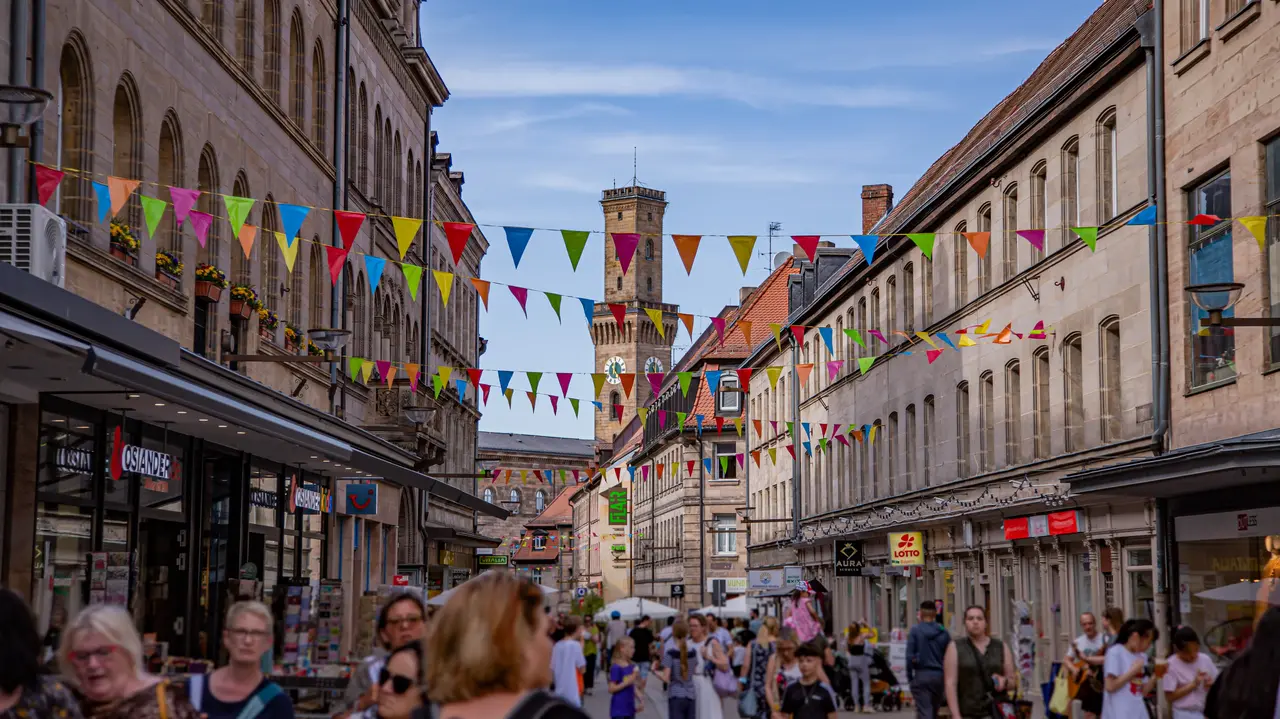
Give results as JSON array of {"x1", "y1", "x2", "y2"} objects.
[
  {"x1": 479, "y1": 384, "x2": 492, "y2": 405},
  {"x1": 657, "y1": 410, "x2": 667, "y2": 430},
  {"x1": 826, "y1": 360, "x2": 844, "y2": 381},
  {"x1": 548, "y1": 372, "x2": 569, "y2": 396},
  {"x1": 169, "y1": 187, "x2": 200, "y2": 227},
  {"x1": 549, "y1": 395, "x2": 559, "y2": 415},
  {"x1": 188, "y1": 210, "x2": 213, "y2": 247},
  {"x1": 642, "y1": 465, "x2": 650, "y2": 481},
  {"x1": 1016, "y1": 229, "x2": 1045, "y2": 251},
  {"x1": 711, "y1": 317, "x2": 726, "y2": 345},
  {"x1": 508, "y1": 286, "x2": 529, "y2": 316},
  {"x1": 736, "y1": 453, "x2": 746, "y2": 468},
  {"x1": 868, "y1": 329, "x2": 888, "y2": 344},
  {"x1": 927, "y1": 349, "x2": 944, "y2": 364},
  {"x1": 770, "y1": 420, "x2": 778, "y2": 433},
  {"x1": 375, "y1": 360, "x2": 391, "y2": 381},
  {"x1": 646, "y1": 372, "x2": 664, "y2": 396},
  {"x1": 1028, "y1": 320, "x2": 1047, "y2": 339},
  {"x1": 832, "y1": 424, "x2": 842, "y2": 436},
  {"x1": 836, "y1": 434, "x2": 850, "y2": 447},
  {"x1": 612, "y1": 233, "x2": 642, "y2": 275}
]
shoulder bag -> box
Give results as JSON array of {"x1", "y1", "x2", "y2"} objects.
[{"x1": 961, "y1": 639, "x2": 1017, "y2": 719}]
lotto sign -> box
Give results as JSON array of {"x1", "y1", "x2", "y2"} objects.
[{"x1": 888, "y1": 532, "x2": 925, "y2": 566}]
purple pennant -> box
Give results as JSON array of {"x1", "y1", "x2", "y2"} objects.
[
  {"x1": 188, "y1": 210, "x2": 213, "y2": 248},
  {"x1": 646, "y1": 372, "x2": 664, "y2": 396},
  {"x1": 868, "y1": 329, "x2": 888, "y2": 344},
  {"x1": 1016, "y1": 229, "x2": 1046, "y2": 251},
  {"x1": 508, "y1": 286, "x2": 529, "y2": 317},
  {"x1": 657, "y1": 410, "x2": 667, "y2": 430},
  {"x1": 612, "y1": 233, "x2": 642, "y2": 275},
  {"x1": 169, "y1": 187, "x2": 200, "y2": 228}
]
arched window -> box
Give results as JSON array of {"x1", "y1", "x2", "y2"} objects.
[
  {"x1": 157, "y1": 111, "x2": 184, "y2": 257},
  {"x1": 644, "y1": 239, "x2": 654, "y2": 260},
  {"x1": 885, "y1": 275, "x2": 897, "y2": 337},
  {"x1": 112, "y1": 76, "x2": 143, "y2": 232},
  {"x1": 1030, "y1": 160, "x2": 1047, "y2": 264},
  {"x1": 358, "y1": 84, "x2": 369, "y2": 189},
  {"x1": 414, "y1": 160, "x2": 423, "y2": 219},
  {"x1": 1097, "y1": 107, "x2": 1118, "y2": 221},
  {"x1": 373, "y1": 105, "x2": 383, "y2": 201},
  {"x1": 610, "y1": 391, "x2": 622, "y2": 420},
  {"x1": 288, "y1": 241, "x2": 305, "y2": 327},
  {"x1": 235, "y1": 0, "x2": 255, "y2": 72},
  {"x1": 1100, "y1": 316, "x2": 1122, "y2": 441},
  {"x1": 309, "y1": 239, "x2": 326, "y2": 330},
  {"x1": 979, "y1": 370, "x2": 995, "y2": 471},
  {"x1": 483, "y1": 487, "x2": 494, "y2": 504},
  {"x1": 406, "y1": 150, "x2": 415, "y2": 217},
  {"x1": 1063, "y1": 333, "x2": 1085, "y2": 451},
  {"x1": 260, "y1": 196, "x2": 279, "y2": 312},
  {"x1": 977, "y1": 204, "x2": 993, "y2": 292},
  {"x1": 196, "y1": 145, "x2": 220, "y2": 267},
  {"x1": 955, "y1": 381, "x2": 971, "y2": 479},
  {"x1": 311, "y1": 41, "x2": 326, "y2": 150},
  {"x1": 58, "y1": 36, "x2": 94, "y2": 232},
  {"x1": 346, "y1": 70, "x2": 356, "y2": 176},
  {"x1": 202, "y1": 0, "x2": 224, "y2": 42},
  {"x1": 1061, "y1": 136, "x2": 1080, "y2": 247},
  {"x1": 393, "y1": 131, "x2": 403, "y2": 214},
  {"x1": 509, "y1": 488, "x2": 521, "y2": 514},
  {"x1": 1005, "y1": 360, "x2": 1021, "y2": 466},
  {"x1": 263, "y1": 0, "x2": 281, "y2": 103},
  {"x1": 352, "y1": 273, "x2": 367, "y2": 356},
  {"x1": 535, "y1": 490, "x2": 547, "y2": 513},
  {"x1": 922, "y1": 250, "x2": 933, "y2": 324},
  {"x1": 231, "y1": 172, "x2": 252, "y2": 286},
  {"x1": 1033, "y1": 347, "x2": 1051, "y2": 459},
  {"x1": 616, "y1": 276, "x2": 622, "y2": 291},
  {"x1": 646, "y1": 277, "x2": 653, "y2": 293},
  {"x1": 384, "y1": 118, "x2": 393, "y2": 210},
  {"x1": 1002, "y1": 183, "x2": 1019, "y2": 281},
  {"x1": 288, "y1": 10, "x2": 305, "y2": 127},
  {"x1": 903, "y1": 263, "x2": 915, "y2": 333}
]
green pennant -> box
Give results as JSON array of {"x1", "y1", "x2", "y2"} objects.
[
  {"x1": 222, "y1": 195, "x2": 255, "y2": 236},
  {"x1": 545, "y1": 293, "x2": 563, "y2": 322},
  {"x1": 527, "y1": 371, "x2": 542, "y2": 395},
  {"x1": 348, "y1": 357, "x2": 363, "y2": 382},
  {"x1": 569, "y1": 398, "x2": 580, "y2": 417},
  {"x1": 719, "y1": 456, "x2": 730, "y2": 476},
  {"x1": 401, "y1": 264, "x2": 423, "y2": 300},
  {"x1": 432, "y1": 374, "x2": 444, "y2": 398},
  {"x1": 678, "y1": 371, "x2": 693, "y2": 397},
  {"x1": 786, "y1": 421, "x2": 794, "y2": 436},
  {"x1": 818, "y1": 438, "x2": 829, "y2": 452},
  {"x1": 907, "y1": 232, "x2": 936, "y2": 259},
  {"x1": 1071, "y1": 227, "x2": 1099, "y2": 251},
  {"x1": 844, "y1": 327, "x2": 865, "y2": 347},
  {"x1": 140, "y1": 196, "x2": 168, "y2": 239},
  {"x1": 675, "y1": 411, "x2": 687, "y2": 428},
  {"x1": 858, "y1": 356, "x2": 875, "y2": 374},
  {"x1": 561, "y1": 230, "x2": 590, "y2": 271}
]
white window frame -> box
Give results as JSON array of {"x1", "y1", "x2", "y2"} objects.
[
  {"x1": 532, "y1": 534, "x2": 547, "y2": 551},
  {"x1": 713, "y1": 442, "x2": 738, "y2": 480},
  {"x1": 717, "y1": 374, "x2": 741, "y2": 414},
  {"x1": 713, "y1": 513, "x2": 737, "y2": 556},
  {"x1": 483, "y1": 487, "x2": 494, "y2": 504},
  {"x1": 535, "y1": 490, "x2": 546, "y2": 513}
]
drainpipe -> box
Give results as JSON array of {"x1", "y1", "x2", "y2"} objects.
[
  {"x1": 329, "y1": 0, "x2": 349, "y2": 413},
  {"x1": 699, "y1": 439, "x2": 706, "y2": 607},
  {"x1": 791, "y1": 340, "x2": 801, "y2": 541},
  {"x1": 7, "y1": 0, "x2": 30, "y2": 202},
  {"x1": 25, "y1": 0, "x2": 46, "y2": 204}
]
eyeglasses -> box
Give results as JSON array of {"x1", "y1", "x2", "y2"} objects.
[
  {"x1": 228, "y1": 628, "x2": 272, "y2": 641},
  {"x1": 378, "y1": 668, "x2": 417, "y2": 695},
  {"x1": 385, "y1": 615, "x2": 424, "y2": 629},
  {"x1": 69, "y1": 645, "x2": 120, "y2": 665}
]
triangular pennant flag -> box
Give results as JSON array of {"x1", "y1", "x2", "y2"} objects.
[
  {"x1": 936, "y1": 332, "x2": 957, "y2": 350},
  {"x1": 34, "y1": 165, "x2": 65, "y2": 207},
  {"x1": 401, "y1": 264, "x2": 423, "y2": 301},
  {"x1": 844, "y1": 327, "x2": 865, "y2": 348},
  {"x1": 915, "y1": 331, "x2": 938, "y2": 348},
  {"x1": 107, "y1": 177, "x2": 141, "y2": 218},
  {"x1": 727, "y1": 235, "x2": 757, "y2": 274},
  {"x1": 543, "y1": 293, "x2": 563, "y2": 323},
  {"x1": 498, "y1": 370, "x2": 514, "y2": 394},
  {"x1": 1016, "y1": 229, "x2": 1045, "y2": 251},
  {"x1": 836, "y1": 434, "x2": 849, "y2": 447},
  {"x1": 678, "y1": 372, "x2": 693, "y2": 397},
  {"x1": 324, "y1": 246, "x2": 348, "y2": 284},
  {"x1": 733, "y1": 417, "x2": 743, "y2": 436},
  {"x1": 169, "y1": 187, "x2": 199, "y2": 227},
  {"x1": 432, "y1": 373, "x2": 444, "y2": 397},
  {"x1": 591, "y1": 400, "x2": 602, "y2": 411},
  {"x1": 526, "y1": 392, "x2": 537, "y2": 411},
  {"x1": 636, "y1": 406, "x2": 649, "y2": 423},
  {"x1": 714, "y1": 416, "x2": 725, "y2": 434},
  {"x1": 957, "y1": 333, "x2": 977, "y2": 347},
  {"x1": 189, "y1": 211, "x2": 214, "y2": 248},
  {"x1": 737, "y1": 321, "x2": 753, "y2": 348},
  {"x1": 858, "y1": 356, "x2": 875, "y2": 374},
  {"x1": 704, "y1": 458, "x2": 714, "y2": 475},
  {"x1": 785, "y1": 445, "x2": 795, "y2": 460},
  {"x1": 907, "y1": 232, "x2": 936, "y2": 258},
  {"x1": 375, "y1": 360, "x2": 392, "y2": 383},
  {"x1": 768, "y1": 448, "x2": 777, "y2": 465},
  {"x1": 790, "y1": 325, "x2": 806, "y2": 345},
  {"x1": 704, "y1": 370, "x2": 722, "y2": 396},
  {"x1": 365, "y1": 255, "x2": 388, "y2": 294},
  {"x1": 711, "y1": 317, "x2": 726, "y2": 345},
  {"x1": 274, "y1": 231, "x2": 298, "y2": 272},
  {"x1": 751, "y1": 450, "x2": 761, "y2": 468},
  {"x1": 769, "y1": 323, "x2": 786, "y2": 352},
  {"x1": 767, "y1": 366, "x2": 782, "y2": 389},
  {"x1": 719, "y1": 456, "x2": 730, "y2": 476},
  {"x1": 927, "y1": 348, "x2": 944, "y2": 364},
  {"x1": 466, "y1": 368, "x2": 483, "y2": 389},
  {"x1": 1127, "y1": 204, "x2": 1157, "y2": 226},
  {"x1": 569, "y1": 398, "x2": 580, "y2": 417},
  {"x1": 796, "y1": 363, "x2": 814, "y2": 385},
  {"x1": 826, "y1": 360, "x2": 844, "y2": 381},
  {"x1": 222, "y1": 195, "x2": 254, "y2": 236},
  {"x1": 561, "y1": 230, "x2": 590, "y2": 271},
  {"x1": 508, "y1": 286, "x2": 529, "y2": 317},
  {"x1": 504, "y1": 388, "x2": 514, "y2": 407},
  {"x1": 686, "y1": 460, "x2": 696, "y2": 478},
  {"x1": 675, "y1": 411, "x2": 687, "y2": 429},
  {"x1": 868, "y1": 329, "x2": 888, "y2": 344},
  {"x1": 611, "y1": 232, "x2": 642, "y2": 275},
  {"x1": 1189, "y1": 213, "x2": 1221, "y2": 226},
  {"x1": 993, "y1": 324, "x2": 1014, "y2": 344},
  {"x1": 792, "y1": 235, "x2": 820, "y2": 262},
  {"x1": 786, "y1": 421, "x2": 794, "y2": 437},
  {"x1": 549, "y1": 395, "x2": 559, "y2": 415},
  {"x1": 1240, "y1": 217, "x2": 1268, "y2": 251},
  {"x1": 278, "y1": 204, "x2": 310, "y2": 247},
  {"x1": 619, "y1": 373, "x2": 635, "y2": 398},
  {"x1": 672, "y1": 235, "x2": 702, "y2": 275},
  {"x1": 92, "y1": 181, "x2": 111, "y2": 223},
  {"x1": 1028, "y1": 321, "x2": 1047, "y2": 340},
  {"x1": 348, "y1": 357, "x2": 363, "y2": 382},
  {"x1": 962, "y1": 231, "x2": 991, "y2": 258},
  {"x1": 237, "y1": 224, "x2": 257, "y2": 261},
  {"x1": 975, "y1": 319, "x2": 991, "y2": 334},
  {"x1": 695, "y1": 415, "x2": 704, "y2": 434},
  {"x1": 591, "y1": 373, "x2": 607, "y2": 398},
  {"x1": 405, "y1": 364, "x2": 421, "y2": 393},
  {"x1": 432, "y1": 270, "x2": 454, "y2": 306},
  {"x1": 608, "y1": 303, "x2": 626, "y2": 328},
  {"x1": 480, "y1": 384, "x2": 492, "y2": 405},
  {"x1": 802, "y1": 422, "x2": 812, "y2": 439},
  {"x1": 442, "y1": 222, "x2": 474, "y2": 264},
  {"x1": 641, "y1": 464, "x2": 649, "y2": 482},
  {"x1": 868, "y1": 424, "x2": 878, "y2": 443},
  {"x1": 770, "y1": 420, "x2": 778, "y2": 433},
  {"x1": 613, "y1": 404, "x2": 624, "y2": 418},
  {"x1": 361, "y1": 359, "x2": 376, "y2": 384},
  {"x1": 802, "y1": 442, "x2": 812, "y2": 456},
  {"x1": 438, "y1": 366, "x2": 453, "y2": 388},
  {"x1": 646, "y1": 372, "x2": 664, "y2": 396},
  {"x1": 387, "y1": 216, "x2": 423, "y2": 259},
  {"x1": 657, "y1": 410, "x2": 666, "y2": 430},
  {"x1": 819, "y1": 326, "x2": 834, "y2": 354},
  {"x1": 645, "y1": 308, "x2": 665, "y2": 338},
  {"x1": 140, "y1": 196, "x2": 168, "y2": 239},
  {"x1": 526, "y1": 371, "x2": 543, "y2": 396},
  {"x1": 852, "y1": 235, "x2": 879, "y2": 264},
  {"x1": 752, "y1": 419, "x2": 762, "y2": 437},
  {"x1": 334, "y1": 211, "x2": 365, "y2": 250},
  {"x1": 503, "y1": 227, "x2": 534, "y2": 268},
  {"x1": 677, "y1": 313, "x2": 695, "y2": 340},
  {"x1": 469, "y1": 278, "x2": 490, "y2": 309},
  {"x1": 386, "y1": 366, "x2": 399, "y2": 388},
  {"x1": 557, "y1": 372, "x2": 573, "y2": 397}
]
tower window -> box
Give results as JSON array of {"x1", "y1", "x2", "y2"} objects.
[
  {"x1": 617, "y1": 211, "x2": 623, "y2": 220},
  {"x1": 616, "y1": 276, "x2": 622, "y2": 291},
  {"x1": 648, "y1": 212, "x2": 653, "y2": 221},
  {"x1": 647, "y1": 277, "x2": 653, "y2": 292},
  {"x1": 644, "y1": 239, "x2": 654, "y2": 260}
]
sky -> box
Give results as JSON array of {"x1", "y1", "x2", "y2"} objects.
[{"x1": 421, "y1": 0, "x2": 1103, "y2": 440}]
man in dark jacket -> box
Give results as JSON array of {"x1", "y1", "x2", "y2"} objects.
[{"x1": 905, "y1": 601, "x2": 951, "y2": 719}]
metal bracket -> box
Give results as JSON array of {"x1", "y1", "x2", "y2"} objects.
[{"x1": 1021, "y1": 275, "x2": 1041, "y2": 303}]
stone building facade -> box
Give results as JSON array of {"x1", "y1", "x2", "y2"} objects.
[
  {"x1": 744, "y1": 0, "x2": 1158, "y2": 686},
  {"x1": 476, "y1": 431, "x2": 597, "y2": 550},
  {"x1": 571, "y1": 421, "x2": 641, "y2": 605}
]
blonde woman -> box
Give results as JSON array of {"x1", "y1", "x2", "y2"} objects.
[
  {"x1": 429, "y1": 571, "x2": 589, "y2": 719},
  {"x1": 740, "y1": 616, "x2": 778, "y2": 719},
  {"x1": 60, "y1": 605, "x2": 200, "y2": 719},
  {"x1": 187, "y1": 601, "x2": 293, "y2": 719}
]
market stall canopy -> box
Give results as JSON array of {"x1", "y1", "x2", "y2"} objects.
[
  {"x1": 1196, "y1": 580, "x2": 1280, "y2": 605},
  {"x1": 692, "y1": 595, "x2": 752, "y2": 619},
  {"x1": 593, "y1": 597, "x2": 679, "y2": 622},
  {"x1": 428, "y1": 577, "x2": 559, "y2": 606}
]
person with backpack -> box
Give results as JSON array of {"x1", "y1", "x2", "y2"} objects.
[
  {"x1": 906, "y1": 601, "x2": 951, "y2": 719},
  {"x1": 187, "y1": 601, "x2": 294, "y2": 719}
]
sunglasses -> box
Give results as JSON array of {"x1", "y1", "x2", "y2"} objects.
[{"x1": 378, "y1": 668, "x2": 417, "y2": 696}]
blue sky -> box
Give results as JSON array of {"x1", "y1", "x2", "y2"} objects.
[{"x1": 421, "y1": 0, "x2": 1102, "y2": 440}]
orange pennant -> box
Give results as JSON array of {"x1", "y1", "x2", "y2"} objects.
[
  {"x1": 107, "y1": 177, "x2": 141, "y2": 218},
  {"x1": 679, "y1": 313, "x2": 695, "y2": 340},
  {"x1": 962, "y1": 232, "x2": 990, "y2": 259},
  {"x1": 237, "y1": 224, "x2": 257, "y2": 260},
  {"x1": 619, "y1": 373, "x2": 636, "y2": 398},
  {"x1": 672, "y1": 235, "x2": 702, "y2": 275},
  {"x1": 993, "y1": 324, "x2": 1014, "y2": 344},
  {"x1": 796, "y1": 363, "x2": 814, "y2": 386},
  {"x1": 470, "y1": 278, "x2": 490, "y2": 310},
  {"x1": 738, "y1": 321, "x2": 752, "y2": 347}
]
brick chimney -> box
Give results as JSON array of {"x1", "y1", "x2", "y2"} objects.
[{"x1": 861, "y1": 184, "x2": 894, "y2": 233}]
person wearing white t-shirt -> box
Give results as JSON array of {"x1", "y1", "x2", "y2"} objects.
[
  {"x1": 1066, "y1": 612, "x2": 1109, "y2": 719},
  {"x1": 1102, "y1": 619, "x2": 1158, "y2": 719},
  {"x1": 551, "y1": 615, "x2": 587, "y2": 708}
]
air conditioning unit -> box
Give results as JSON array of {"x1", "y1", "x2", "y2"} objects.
[{"x1": 0, "y1": 203, "x2": 67, "y2": 287}]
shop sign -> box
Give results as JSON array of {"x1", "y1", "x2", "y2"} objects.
[
  {"x1": 606, "y1": 486, "x2": 628, "y2": 525},
  {"x1": 611, "y1": 543, "x2": 627, "y2": 553},
  {"x1": 478, "y1": 554, "x2": 509, "y2": 566},
  {"x1": 1047, "y1": 510, "x2": 1082, "y2": 535},
  {"x1": 345, "y1": 483, "x2": 378, "y2": 515},
  {"x1": 888, "y1": 532, "x2": 925, "y2": 566},
  {"x1": 250, "y1": 489, "x2": 277, "y2": 509},
  {"x1": 440, "y1": 550, "x2": 456, "y2": 566},
  {"x1": 1004, "y1": 510, "x2": 1084, "y2": 540},
  {"x1": 110, "y1": 427, "x2": 180, "y2": 488},
  {"x1": 670, "y1": 583, "x2": 685, "y2": 598},
  {"x1": 705, "y1": 577, "x2": 747, "y2": 593},
  {"x1": 747, "y1": 565, "x2": 804, "y2": 590},
  {"x1": 286, "y1": 475, "x2": 324, "y2": 514},
  {"x1": 53, "y1": 445, "x2": 94, "y2": 474},
  {"x1": 834, "y1": 540, "x2": 865, "y2": 577},
  {"x1": 1176, "y1": 505, "x2": 1280, "y2": 541},
  {"x1": 392, "y1": 575, "x2": 409, "y2": 586}
]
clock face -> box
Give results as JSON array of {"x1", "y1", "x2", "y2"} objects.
[
  {"x1": 644, "y1": 356, "x2": 665, "y2": 374},
  {"x1": 604, "y1": 356, "x2": 627, "y2": 384}
]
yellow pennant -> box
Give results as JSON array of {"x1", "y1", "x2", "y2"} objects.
[
  {"x1": 275, "y1": 231, "x2": 299, "y2": 272},
  {"x1": 957, "y1": 334, "x2": 977, "y2": 347},
  {"x1": 767, "y1": 448, "x2": 777, "y2": 465},
  {"x1": 974, "y1": 319, "x2": 992, "y2": 334},
  {"x1": 433, "y1": 270, "x2": 454, "y2": 307},
  {"x1": 733, "y1": 417, "x2": 743, "y2": 436},
  {"x1": 915, "y1": 331, "x2": 937, "y2": 348},
  {"x1": 360, "y1": 359, "x2": 375, "y2": 384},
  {"x1": 770, "y1": 323, "x2": 785, "y2": 351},
  {"x1": 392, "y1": 217, "x2": 423, "y2": 259},
  {"x1": 766, "y1": 366, "x2": 782, "y2": 389},
  {"x1": 645, "y1": 308, "x2": 665, "y2": 339},
  {"x1": 637, "y1": 407, "x2": 649, "y2": 422},
  {"x1": 439, "y1": 366, "x2": 453, "y2": 387},
  {"x1": 1240, "y1": 216, "x2": 1268, "y2": 251}
]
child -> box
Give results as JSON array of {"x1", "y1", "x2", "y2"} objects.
[
  {"x1": 1162, "y1": 626, "x2": 1217, "y2": 719},
  {"x1": 780, "y1": 642, "x2": 838, "y2": 719},
  {"x1": 655, "y1": 622, "x2": 697, "y2": 719},
  {"x1": 608, "y1": 636, "x2": 644, "y2": 719}
]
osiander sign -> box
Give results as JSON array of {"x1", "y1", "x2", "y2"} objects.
[{"x1": 888, "y1": 532, "x2": 925, "y2": 566}]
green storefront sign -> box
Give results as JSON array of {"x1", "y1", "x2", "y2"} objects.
[
  {"x1": 606, "y1": 486, "x2": 628, "y2": 525},
  {"x1": 611, "y1": 544, "x2": 627, "y2": 553},
  {"x1": 478, "y1": 554, "x2": 509, "y2": 567}
]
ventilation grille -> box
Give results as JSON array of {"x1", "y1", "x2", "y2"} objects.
[{"x1": 0, "y1": 204, "x2": 67, "y2": 287}]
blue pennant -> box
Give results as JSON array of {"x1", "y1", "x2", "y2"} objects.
[
  {"x1": 364, "y1": 255, "x2": 387, "y2": 294},
  {"x1": 278, "y1": 203, "x2": 311, "y2": 247},
  {"x1": 695, "y1": 415, "x2": 704, "y2": 434},
  {"x1": 1127, "y1": 204, "x2": 1157, "y2": 226},
  {"x1": 852, "y1": 235, "x2": 879, "y2": 265},
  {"x1": 503, "y1": 227, "x2": 534, "y2": 269},
  {"x1": 818, "y1": 327, "x2": 834, "y2": 354},
  {"x1": 498, "y1": 370, "x2": 514, "y2": 394},
  {"x1": 92, "y1": 182, "x2": 111, "y2": 223},
  {"x1": 579, "y1": 297, "x2": 595, "y2": 326},
  {"x1": 455, "y1": 379, "x2": 467, "y2": 399},
  {"x1": 704, "y1": 370, "x2": 722, "y2": 395}
]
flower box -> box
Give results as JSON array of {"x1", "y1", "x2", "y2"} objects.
[
  {"x1": 194, "y1": 280, "x2": 223, "y2": 302},
  {"x1": 155, "y1": 270, "x2": 180, "y2": 290},
  {"x1": 110, "y1": 244, "x2": 138, "y2": 266},
  {"x1": 229, "y1": 299, "x2": 253, "y2": 319}
]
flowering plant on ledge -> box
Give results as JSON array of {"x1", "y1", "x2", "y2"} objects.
[
  {"x1": 155, "y1": 250, "x2": 183, "y2": 276},
  {"x1": 194, "y1": 263, "x2": 229, "y2": 288},
  {"x1": 307, "y1": 339, "x2": 323, "y2": 356},
  {"x1": 258, "y1": 307, "x2": 280, "y2": 331},
  {"x1": 284, "y1": 324, "x2": 301, "y2": 348},
  {"x1": 109, "y1": 221, "x2": 140, "y2": 254},
  {"x1": 229, "y1": 285, "x2": 262, "y2": 310}
]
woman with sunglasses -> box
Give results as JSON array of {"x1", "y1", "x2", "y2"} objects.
[
  {"x1": 344, "y1": 594, "x2": 429, "y2": 714},
  {"x1": 60, "y1": 605, "x2": 200, "y2": 719},
  {"x1": 355, "y1": 641, "x2": 426, "y2": 719},
  {"x1": 186, "y1": 601, "x2": 293, "y2": 719}
]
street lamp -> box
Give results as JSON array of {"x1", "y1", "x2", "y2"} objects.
[
  {"x1": 307, "y1": 327, "x2": 351, "y2": 352},
  {"x1": 403, "y1": 405, "x2": 436, "y2": 425},
  {"x1": 0, "y1": 85, "x2": 53, "y2": 147},
  {"x1": 1185, "y1": 282, "x2": 1277, "y2": 328}
]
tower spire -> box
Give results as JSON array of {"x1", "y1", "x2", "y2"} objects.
[{"x1": 632, "y1": 147, "x2": 637, "y2": 187}]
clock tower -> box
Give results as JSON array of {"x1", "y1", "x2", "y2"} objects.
[{"x1": 594, "y1": 184, "x2": 677, "y2": 446}]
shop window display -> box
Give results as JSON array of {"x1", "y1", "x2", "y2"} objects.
[{"x1": 1177, "y1": 536, "x2": 1278, "y2": 667}]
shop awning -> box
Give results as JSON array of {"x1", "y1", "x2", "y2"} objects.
[
  {"x1": 1064, "y1": 429, "x2": 1280, "y2": 497},
  {"x1": 422, "y1": 526, "x2": 504, "y2": 546},
  {"x1": 351, "y1": 450, "x2": 508, "y2": 518},
  {"x1": 0, "y1": 310, "x2": 91, "y2": 353}
]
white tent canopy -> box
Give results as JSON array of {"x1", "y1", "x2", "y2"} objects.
[
  {"x1": 593, "y1": 597, "x2": 679, "y2": 622},
  {"x1": 693, "y1": 595, "x2": 752, "y2": 619},
  {"x1": 427, "y1": 578, "x2": 559, "y2": 607}
]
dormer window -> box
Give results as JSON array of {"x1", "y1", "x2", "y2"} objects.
[
  {"x1": 717, "y1": 374, "x2": 741, "y2": 416},
  {"x1": 532, "y1": 534, "x2": 547, "y2": 551}
]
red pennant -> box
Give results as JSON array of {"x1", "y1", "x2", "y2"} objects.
[
  {"x1": 467, "y1": 368, "x2": 483, "y2": 388},
  {"x1": 751, "y1": 450, "x2": 761, "y2": 467},
  {"x1": 614, "y1": 468, "x2": 621, "y2": 481},
  {"x1": 1189, "y1": 214, "x2": 1220, "y2": 226},
  {"x1": 790, "y1": 325, "x2": 806, "y2": 344},
  {"x1": 711, "y1": 317, "x2": 726, "y2": 345},
  {"x1": 785, "y1": 445, "x2": 796, "y2": 459},
  {"x1": 442, "y1": 222, "x2": 474, "y2": 264},
  {"x1": 792, "y1": 235, "x2": 821, "y2": 262},
  {"x1": 686, "y1": 460, "x2": 696, "y2": 478},
  {"x1": 735, "y1": 368, "x2": 752, "y2": 387},
  {"x1": 557, "y1": 372, "x2": 573, "y2": 396},
  {"x1": 619, "y1": 373, "x2": 635, "y2": 398},
  {"x1": 479, "y1": 384, "x2": 491, "y2": 405},
  {"x1": 35, "y1": 165, "x2": 65, "y2": 207},
  {"x1": 820, "y1": 423, "x2": 828, "y2": 437},
  {"x1": 752, "y1": 419, "x2": 762, "y2": 437},
  {"x1": 324, "y1": 246, "x2": 349, "y2": 284},
  {"x1": 613, "y1": 403, "x2": 625, "y2": 417},
  {"x1": 715, "y1": 416, "x2": 725, "y2": 434},
  {"x1": 334, "y1": 211, "x2": 366, "y2": 250},
  {"x1": 608, "y1": 303, "x2": 627, "y2": 327},
  {"x1": 927, "y1": 348, "x2": 945, "y2": 364}
]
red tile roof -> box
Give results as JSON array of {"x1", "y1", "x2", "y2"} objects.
[
  {"x1": 525, "y1": 486, "x2": 575, "y2": 528},
  {"x1": 512, "y1": 544, "x2": 561, "y2": 563}
]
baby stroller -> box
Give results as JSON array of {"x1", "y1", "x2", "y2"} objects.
[{"x1": 867, "y1": 649, "x2": 905, "y2": 712}]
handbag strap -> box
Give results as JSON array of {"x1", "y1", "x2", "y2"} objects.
[
  {"x1": 157, "y1": 682, "x2": 169, "y2": 719},
  {"x1": 236, "y1": 681, "x2": 285, "y2": 719},
  {"x1": 961, "y1": 638, "x2": 998, "y2": 696}
]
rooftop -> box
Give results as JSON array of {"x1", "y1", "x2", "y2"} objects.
[{"x1": 478, "y1": 432, "x2": 596, "y2": 458}]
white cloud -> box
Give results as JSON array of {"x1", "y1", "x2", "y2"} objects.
[
  {"x1": 523, "y1": 172, "x2": 603, "y2": 194},
  {"x1": 441, "y1": 61, "x2": 932, "y2": 109},
  {"x1": 476, "y1": 102, "x2": 631, "y2": 135}
]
